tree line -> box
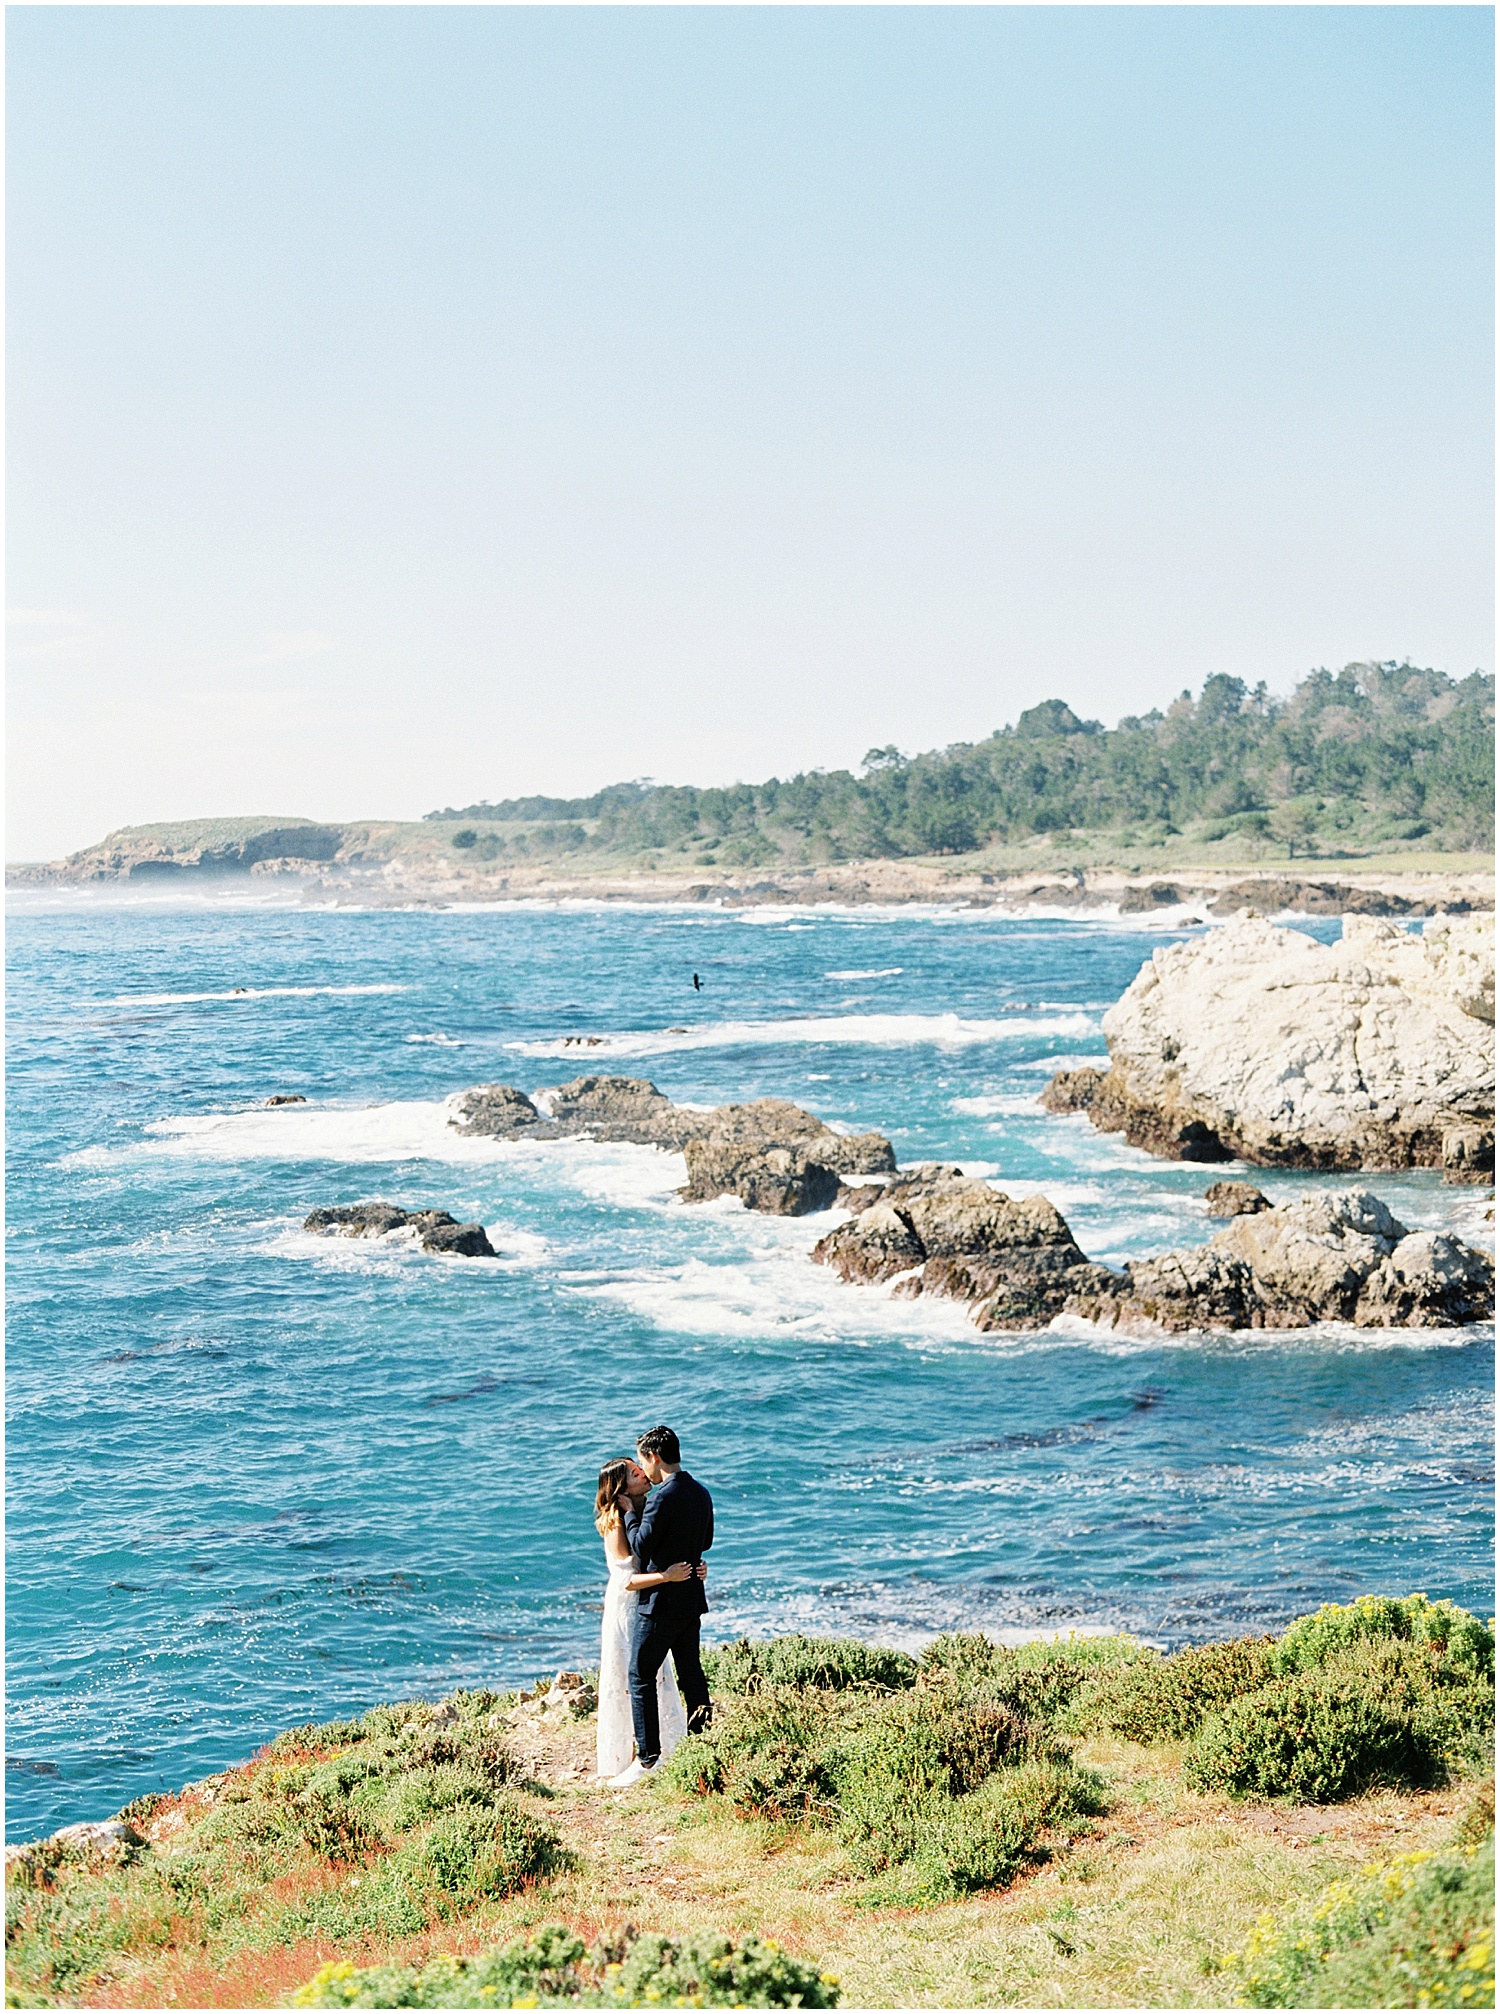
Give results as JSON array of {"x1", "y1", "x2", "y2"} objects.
[{"x1": 430, "y1": 662, "x2": 1494, "y2": 863}]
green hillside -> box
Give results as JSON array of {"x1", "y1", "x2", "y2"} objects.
[{"x1": 428, "y1": 662, "x2": 1495, "y2": 868}]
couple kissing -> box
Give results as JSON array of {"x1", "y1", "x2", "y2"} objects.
[{"x1": 593, "y1": 1425, "x2": 713, "y2": 1787}]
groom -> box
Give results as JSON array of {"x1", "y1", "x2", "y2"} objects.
[{"x1": 613, "y1": 1424, "x2": 713, "y2": 1787}]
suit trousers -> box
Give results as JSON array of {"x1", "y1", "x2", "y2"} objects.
[{"x1": 627, "y1": 1605, "x2": 711, "y2": 1766}]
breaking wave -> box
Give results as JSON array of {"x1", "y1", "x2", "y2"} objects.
[{"x1": 507, "y1": 1010, "x2": 1099, "y2": 1059}]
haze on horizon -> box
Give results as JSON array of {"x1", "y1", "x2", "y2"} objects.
[{"x1": 7, "y1": 6, "x2": 1494, "y2": 863}]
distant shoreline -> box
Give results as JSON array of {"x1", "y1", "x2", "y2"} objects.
[{"x1": 8, "y1": 843, "x2": 1494, "y2": 920}]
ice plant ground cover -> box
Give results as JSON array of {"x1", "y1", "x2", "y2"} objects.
[{"x1": 3, "y1": 1598, "x2": 1492, "y2": 2008}]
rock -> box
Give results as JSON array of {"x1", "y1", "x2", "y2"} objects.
[
  {"x1": 443, "y1": 1074, "x2": 896, "y2": 1213},
  {"x1": 303, "y1": 1204, "x2": 496, "y2": 1258},
  {"x1": 1092, "y1": 1189, "x2": 1493, "y2": 1333},
  {"x1": 415, "y1": 1217, "x2": 497, "y2": 1258},
  {"x1": 1443, "y1": 1128, "x2": 1495, "y2": 1184},
  {"x1": 539, "y1": 1074, "x2": 707, "y2": 1147},
  {"x1": 1118, "y1": 882, "x2": 1183, "y2": 913},
  {"x1": 680, "y1": 1140, "x2": 842, "y2": 1216},
  {"x1": 53, "y1": 1820, "x2": 146, "y2": 1852},
  {"x1": 306, "y1": 1202, "x2": 410, "y2": 1238},
  {"x1": 1208, "y1": 878, "x2": 1420, "y2": 919},
  {"x1": 1203, "y1": 1181, "x2": 1271, "y2": 1217},
  {"x1": 1045, "y1": 915, "x2": 1495, "y2": 1172},
  {"x1": 812, "y1": 1170, "x2": 1121, "y2": 1326},
  {"x1": 6, "y1": 1819, "x2": 148, "y2": 1887},
  {"x1": 1075, "y1": 1245, "x2": 1257, "y2": 1333},
  {"x1": 697, "y1": 1097, "x2": 895, "y2": 1177},
  {"x1": 814, "y1": 1174, "x2": 1493, "y2": 1334},
  {"x1": 449, "y1": 1084, "x2": 555, "y2": 1138},
  {"x1": 834, "y1": 1181, "x2": 888, "y2": 1214},
  {"x1": 1353, "y1": 1232, "x2": 1495, "y2": 1328},
  {"x1": 814, "y1": 1201, "x2": 928, "y2": 1282},
  {"x1": 1039, "y1": 1067, "x2": 1105, "y2": 1116},
  {"x1": 1212, "y1": 1189, "x2": 1407, "y2": 1322},
  {"x1": 265, "y1": 1094, "x2": 307, "y2": 1107}
]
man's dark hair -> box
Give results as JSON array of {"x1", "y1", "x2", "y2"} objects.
[{"x1": 636, "y1": 1424, "x2": 681, "y2": 1466}]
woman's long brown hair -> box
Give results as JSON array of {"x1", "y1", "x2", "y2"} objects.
[{"x1": 594, "y1": 1458, "x2": 635, "y2": 1534}]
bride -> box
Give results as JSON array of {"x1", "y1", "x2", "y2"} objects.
[{"x1": 594, "y1": 1458, "x2": 702, "y2": 1780}]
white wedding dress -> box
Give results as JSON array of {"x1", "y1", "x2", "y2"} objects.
[{"x1": 597, "y1": 1559, "x2": 689, "y2": 1778}]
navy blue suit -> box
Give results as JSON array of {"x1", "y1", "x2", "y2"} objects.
[{"x1": 622, "y1": 1470, "x2": 713, "y2": 1764}]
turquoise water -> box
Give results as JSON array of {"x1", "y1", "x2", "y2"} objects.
[{"x1": 5, "y1": 892, "x2": 1493, "y2": 1841}]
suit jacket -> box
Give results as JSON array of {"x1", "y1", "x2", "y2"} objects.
[{"x1": 624, "y1": 1470, "x2": 713, "y2": 1618}]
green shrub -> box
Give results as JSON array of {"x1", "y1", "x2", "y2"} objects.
[
  {"x1": 1233, "y1": 1835, "x2": 1494, "y2": 2007},
  {"x1": 1271, "y1": 1596, "x2": 1494, "y2": 1683},
  {"x1": 360, "y1": 1763, "x2": 500, "y2": 1834},
  {"x1": 705, "y1": 1634, "x2": 917, "y2": 1695},
  {"x1": 921, "y1": 1631, "x2": 1156, "y2": 1733},
  {"x1": 1184, "y1": 1653, "x2": 1440, "y2": 1802},
  {"x1": 920, "y1": 1632, "x2": 1005, "y2": 1685},
  {"x1": 670, "y1": 1657, "x2": 1100, "y2": 1901},
  {"x1": 360, "y1": 1702, "x2": 431, "y2": 1739},
  {"x1": 389, "y1": 1799, "x2": 564, "y2": 1901},
  {"x1": 291, "y1": 1922, "x2": 840, "y2": 2007},
  {"x1": 662, "y1": 1684, "x2": 845, "y2": 1809},
  {"x1": 1090, "y1": 1636, "x2": 1277, "y2": 1743},
  {"x1": 609, "y1": 1930, "x2": 838, "y2": 2008},
  {"x1": 909, "y1": 1758, "x2": 1107, "y2": 1901},
  {"x1": 294, "y1": 1784, "x2": 385, "y2": 1862}
]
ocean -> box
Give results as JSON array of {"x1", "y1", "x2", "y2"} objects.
[{"x1": 5, "y1": 889, "x2": 1493, "y2": 1841}]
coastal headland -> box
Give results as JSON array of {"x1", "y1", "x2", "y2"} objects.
[
  {"x1": 7, "y1": 811, "x2": 1493, "y2": 922},
  {"x1": 5, "y1": 1601, "x2": 1493, "y2": 2009}
]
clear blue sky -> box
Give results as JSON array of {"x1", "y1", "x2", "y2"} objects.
[{"x1": 7, "y1": 5, "x2": 1494, "y2": 859}]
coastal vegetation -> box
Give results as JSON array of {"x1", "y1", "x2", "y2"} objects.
[
  {"x1": 5, "y1": 1598, "x2": 1492, "y2": 2007},
  {"x1": 429, "y1": 662, "x2": 1496, "y2": 866},
  {"x1": 15, "y1": 664, "x2": 1494, "y2": 891}
]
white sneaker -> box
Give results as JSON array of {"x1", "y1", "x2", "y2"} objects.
[{"x1": 608, "y1": 1758, "x2": 656, "y2": 1788}]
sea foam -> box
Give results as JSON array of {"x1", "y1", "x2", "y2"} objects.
[
  {"x1": 100, "y1": 983, "x2": 407, "y2": 1008},
  {"x1": 507, "y1": 1010, "x2": 1099, "y2": 1059}
]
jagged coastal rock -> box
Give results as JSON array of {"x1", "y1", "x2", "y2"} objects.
[
  {"x1": 813, "y1": 1177, "x2": 1493, "y2": 1332},
  {"x1": 1043, "y1": 915, "x2": 1495, "y2": 1179},
  {"x1": 450, "y1": 1076, "x2": 895, "y2": 1215},
  {"x1": 1203, "y1": 1181, "x2": 1271, "y2": 1217},
  {"x1": 814, "y1": 1169, "x2": 1120, "y2": 1325},
  {"x1": 303, "y1": 1204, "x2": 497, "y2": 1258}
]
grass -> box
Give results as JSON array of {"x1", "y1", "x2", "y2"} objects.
[{"x1": 4, "y1": 1605, "x2": 1493, "y2": 2008}]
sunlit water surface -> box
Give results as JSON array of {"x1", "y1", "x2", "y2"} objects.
[{"x1": 6, "y1": 891, "x2": 1492, "y2": 1837}]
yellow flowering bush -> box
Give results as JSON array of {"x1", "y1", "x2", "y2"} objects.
[
  {"x1": 1232, "y1": 1834, "x2": 1494, "y2": 2007},
  {"x1": 292, "y1": 1924, "x2": 839, "y2": 2007}
]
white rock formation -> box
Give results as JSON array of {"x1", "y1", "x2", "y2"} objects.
[{"x1": 1046, "y1": 915, "x2": 1494, "y2": 1175}]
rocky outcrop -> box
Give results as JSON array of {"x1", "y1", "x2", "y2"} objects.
[
  {"x1": 1205, "y1": 877, "x2": 1490, "y2": 920},
  {"x1": 265, "y1": 1094, "x2": 307, "y2": 1107},
  {"x1": 5, "y1": 1818, "x2": 147, "y2": 1886},
  {"x1": 1090, "y1": 1190, "x2": 1494, "y2": 1332},
  {"x1": 812, "y1": 1168, "x2": 1120, "y2": 1329},
  {"x1": 541, "y1": 1076, "x2": 711, "y2": 1148},
  {"x1": 1044, "y1": 916, "x2": 1495, "y2": 1179},
  {"x1": 13, "y1": 817, "x2": 349, "y2": 882},
  {"x1": 1207, "y1": 878, "x2": 1430, "y2": 919},
  {"x1": 813, "y1": 1177, "x2": 1493, "y2": 1332},
  {"x1": 448, "y1": 1074, "x2": 895, "y2": 1214},
  {"x1": 1118, "y1": 882, "x2": 1184, "y2": 913},
  {"x1": 679, "y1": 1142, "x2": 843, "y2": 1216},
  {"x1": 450, "y1": 1084, "x2": 558, "y2": 1139},
  {"x1": 303, "y1": 1204, "x2": 496, "y2": 1257},
  {"x1": 678, "y1": 1100, "x2": 895, "y2": 1215},
  {"x1": 1203, "y1": 1181, "x2": 1271, "y2": 1217}
]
